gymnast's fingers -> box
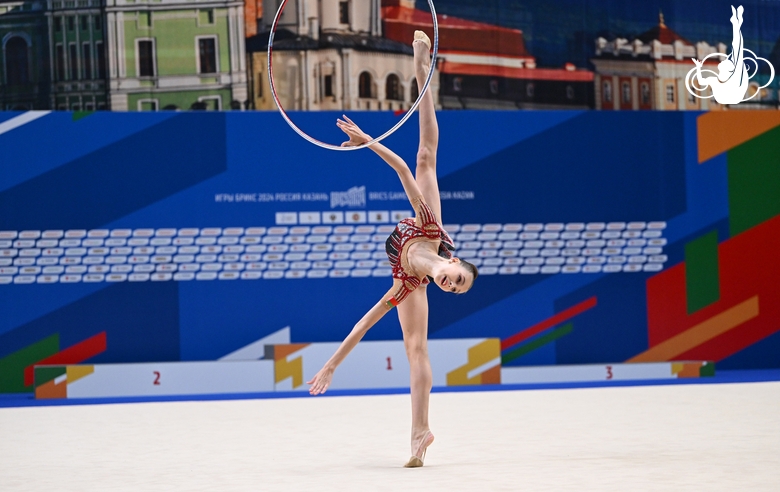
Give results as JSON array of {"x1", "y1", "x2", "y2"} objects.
[{"x1": 343, "y1": 115, "x2": 355, "y2": 125}]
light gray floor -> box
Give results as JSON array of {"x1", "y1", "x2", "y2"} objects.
[{"x1": 1, "y1": 382, "x2": 778, "y2": 491}]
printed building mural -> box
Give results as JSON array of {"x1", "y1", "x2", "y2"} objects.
[
  {"x1": 104, "y1": 0, "x2": 248, "y2": 111},
  {"x1": 2, "y1": 0, "x2": 779, "y2": 111},
  {"x1": 247, "y1": 0, "x2": 429, "y2": 112},
  {"x1": 592, "y1": 13, "x2": 745, "y2": 111},
  {"x1": 0, "y1": 0, "x2": 52, "y2": 109},
  {"x1": 382, "y1": 0, "x2": 593, "y2": 110}
]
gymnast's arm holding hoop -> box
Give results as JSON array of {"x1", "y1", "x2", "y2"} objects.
[{"x1": 306, "y1": 116, "x2": 424, "y2": 396}]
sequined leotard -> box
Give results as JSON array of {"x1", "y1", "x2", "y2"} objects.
[{"x1": 383, "y1": 196, "x2": 455, "y2": 309}]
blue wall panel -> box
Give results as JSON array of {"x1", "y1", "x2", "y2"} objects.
[{"x1": 0, "y1": 110, "x2": 777, "y2": 372}]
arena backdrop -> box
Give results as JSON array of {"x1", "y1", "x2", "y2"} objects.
[{"x1": 1, "y1": 110, "x2": 779, "y2": 394}]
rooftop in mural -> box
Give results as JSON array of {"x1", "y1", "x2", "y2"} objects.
[
  {"x1": 635, "y1": 12, "x2": 693, "y2": 46},
  {"x1": 382, "y1": 3, "x2": 531, "y2": 59}
]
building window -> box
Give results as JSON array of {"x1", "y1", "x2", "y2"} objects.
[
  {"x1": 5, "y1": 36, "x2": 29, "y2": 85},
  {"x1": 386, "y1": 74, "x2": 403, "y2": 101},
  {"x1": 324, "y1": 74, "x2": 333, "y2": 97},
  {"x1": 489, "y1": 79, "x2": 499, "y2": 95},
  {"x1": 94, "y1": 15, "x2": 102, "y2": 30},
  {"x1": 687, "y1": 91, "x2": 696, "y2": 104},
  {"x1": 566, "y1": 85, "x2": 575, "y2": 100},
  {"x1": 69, "y1": 43, "x2": 78, "y2": 80},
  {"x1": 453, "y1": 76, "x2": 462, "y2": 92},
  {"x1": 641, "y1": 83, "x2": 650, "y2": 104},
  {"x1": 526, "y1": 82, "x2": 535, "y2": 98},
  {"x1": 67, "y1": 16, "x2": 74, "y2": 31},
  {"x1": 96, "y1": 42, "x2": 106, "y2": 79},
  {"x1": 622, "y1": 82, "x2": 631, "y2": 103},
  {"x1": 56, "y1": 44, "x2": 65, "y2": 81},
  {"x1": 137, "y1": 39, "x2": 155, "y2": 77},
  {"x1": 410, "y1": 78, "x2": 418, "y2": 102},
  {"x1": 358, "y1": 71, "x2": 373, "y2": 98},
  {"x1": 138, "y1": 99, "x2": 158, "y2": 111},
  {"x1": 256, "y1": 72, "x2": 263, "y2": 98},
  {"x1": 82, "y1": 43, "x2": 92, "y2": 79},
  {"x1": 80, "y1": 15, "x2": 88, "y2": 31},
  {"x1": 339, "y1": 1, "x2": 350, "y2": 25},
  {"x1": 602, "y1": 81, "x2": 612, "y2": 102},
  {"x1": 198, "y1": 37, "x2": 217, "y2": 74},
  {"x1": 666, "y1": 84, "x2": 675, "y2": 103},
  {"x1": 54, "y1": 17, "x2": 62, "y2": 32},
  {"x1": 71, "y1": 102, "x2": 81, "y2": 111},
  {"x1": 85, "y1": 102, "x2": 95, "y2": 111}
]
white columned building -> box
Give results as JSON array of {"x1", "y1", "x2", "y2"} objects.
[{"x1": 249, "y1": 0, "x2": 438, "y2": 111}]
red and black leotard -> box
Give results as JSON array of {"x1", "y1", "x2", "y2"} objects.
[{"x1": 383, "y1": 196, "x2": 455, "y2": 309}]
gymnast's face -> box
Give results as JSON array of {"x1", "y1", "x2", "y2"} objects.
[{"x1": 433, "y1": 259, "x2": 474, "y2": 294}]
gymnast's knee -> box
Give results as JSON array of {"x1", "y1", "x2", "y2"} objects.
[
  {"x1": 416, "y1": 147, "x2": 436, "y2": 170},
  {"x1": 405, "y1": 342, "x2": 429, "y2": 364}
]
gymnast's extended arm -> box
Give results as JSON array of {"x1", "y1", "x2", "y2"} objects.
[
  {"x1": 307, "y1": 285, "x2": 399, "y2": 395},
  {"x1": 337, "y1": 115, "x2": 423, "y2": 209}
]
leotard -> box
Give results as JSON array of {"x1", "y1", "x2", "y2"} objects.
[{"x1": 383, "y1": 196, "x2": 455, "y2": 309}]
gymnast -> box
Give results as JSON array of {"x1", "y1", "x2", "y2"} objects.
[{"x1": 306, "y1": 31, "x2": 478, "y2": 467}]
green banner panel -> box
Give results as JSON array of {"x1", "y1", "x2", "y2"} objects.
[
  {"x1": 685, "y1": 230, "x2": 720, "y2": 314},
  {"x1": 0, "y1": 334, "x2": 60, "y2": 394},
  {"x1": 33, "y1": 366, "x2": 67, "y2": 388},
  {"x1": 728, "y1": 126, "x2": 780, "y2": 237}
]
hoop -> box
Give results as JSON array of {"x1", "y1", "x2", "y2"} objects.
[{"x1": 267, "y1": 0, "x2": 439, "y2": 151}]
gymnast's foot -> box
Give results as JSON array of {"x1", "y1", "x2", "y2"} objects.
[
  {"x1": 404, "y1": 430, "x2": 435, "y2": 468},
  {"x1": 413, "y1": 32, "x2": 432, "y2": 82}
]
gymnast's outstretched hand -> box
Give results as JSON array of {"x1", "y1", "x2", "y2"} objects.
[
  {"x1": 337, "y1": 115, "x2": 371, "y2": 147},
  {"x1": 307, "y1": 365, "x2": 334, "y2": 395}
]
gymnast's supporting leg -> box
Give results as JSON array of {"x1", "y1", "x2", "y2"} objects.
[
  {"x1": 395, "y1": 32, "x2": 440, "y2": 465},
  {"x1": 397, "y1": 286, "x2": 434, "y2": 461}
]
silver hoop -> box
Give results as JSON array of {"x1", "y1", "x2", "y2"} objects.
[{"x1": 267, "y1": 0, "x2": 439, "y2": 151}]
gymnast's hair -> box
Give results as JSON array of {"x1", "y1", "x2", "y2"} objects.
[{"x1": 460, "y1": 259, "x2": 479, "y2": 291}]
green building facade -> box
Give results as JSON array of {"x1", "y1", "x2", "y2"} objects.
[
  {"x1": 105, "y1": 0, "x2": 247, "y2": 110},
  {"x1": 0, "y1": 0, "x2": 247, "y2": 110}
]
